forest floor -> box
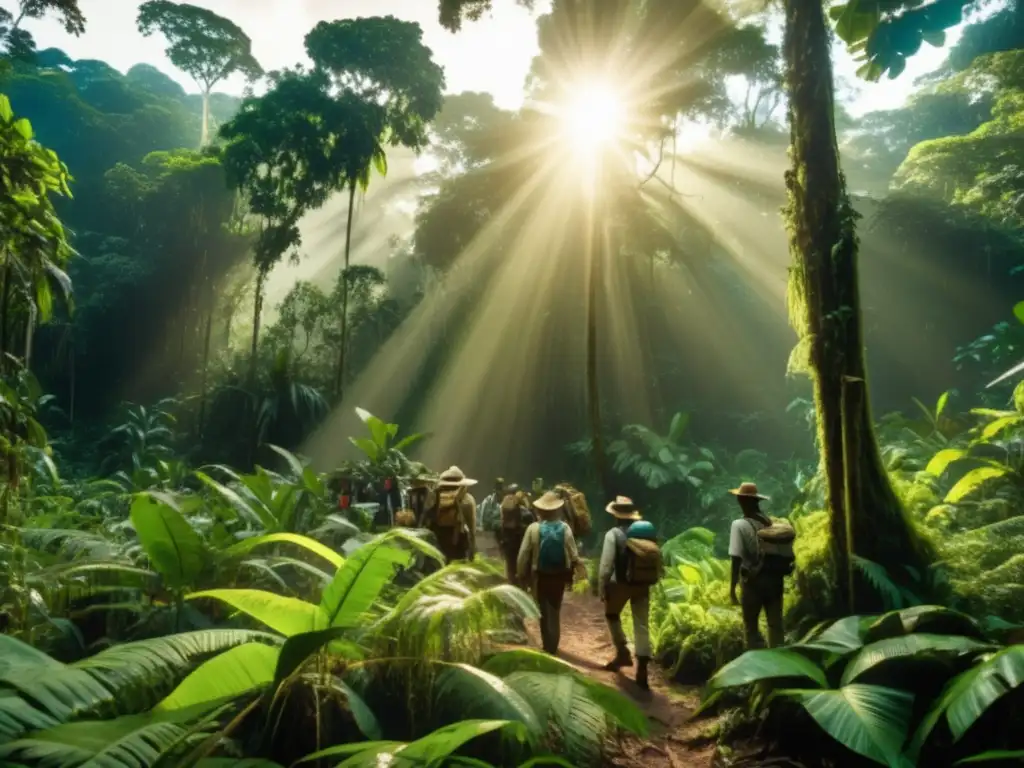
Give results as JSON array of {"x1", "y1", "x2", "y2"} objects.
[
  {"x1": 477, "y1": 532, "x2": 717, "y2": 768},
  {"x1": 545, "y1": 594, "x2": 717, "y2": 768}
]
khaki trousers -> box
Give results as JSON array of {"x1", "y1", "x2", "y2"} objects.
[{"x1": 605, "y1": 582, "x2": 651, "y2": 657}]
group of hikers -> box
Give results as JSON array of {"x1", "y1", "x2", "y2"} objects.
[{"x1": 335, "y1": 465, "x2": 796, "y2": 690}]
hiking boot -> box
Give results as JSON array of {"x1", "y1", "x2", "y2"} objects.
[
  {"x1": 636, "y1": 656, "x2": 650, "y2": 690},
  {"x1": 603, "y1": 649, "x2": 633, "y2": 671}
]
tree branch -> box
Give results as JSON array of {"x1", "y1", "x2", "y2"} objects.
[{"x1": 637, "y1": 134, "x2": 667, "y2": 189}]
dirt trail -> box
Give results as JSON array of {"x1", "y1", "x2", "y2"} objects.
[
  {"x1": 477, "y1": 532, "x2": 715, "y2": 767},
  {"x1": 547, "y1": 594, "x2": 715, "y2": 768}
]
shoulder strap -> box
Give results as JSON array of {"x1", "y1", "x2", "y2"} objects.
[
  {"x1": 745, "y1": 518, "x2": 764, "y2": 553},
  {"x1": 612, "y1": 526, "x2": 628, "y2": 553}
]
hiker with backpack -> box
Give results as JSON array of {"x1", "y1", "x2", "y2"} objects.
[
  {"x1": 553, "y1": 483, "x2": 593, "y2": 544},
  {"x1": 478, "y1": 477, "x2": 505, "y2": 532},
  {"x1": 516, "y1": 490, "x2": 582, "y2": 655},
  {"x1": 598, "y1": 496, "x2": 663, "y2": 690},
  {"x1": 728, "y1": 482, "x2": 796, "y2": 649},
  {"x1": 421, "y1": 466, "x2": 478, "y2": 562},
  {"x1": 498, "y1": 484, "x2": 535, "y2": 586}
]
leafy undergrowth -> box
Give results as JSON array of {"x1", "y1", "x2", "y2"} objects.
[
  {"x1": 0, "y1": 458, "x2": 653, "y2": 766},
  {"x1": 700, "y1": 605, "x2": 1024, "y2": 767},
  {"x1": 650, "y1": 387, "x2": 1024, "y2": 696}
]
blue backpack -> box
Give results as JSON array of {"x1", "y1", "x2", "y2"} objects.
[{"x1": 537, "y1": 521, "x2": 568, "y2": 572}]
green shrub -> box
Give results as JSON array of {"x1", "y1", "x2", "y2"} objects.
[{"x1": 703, "y1": 605, "x2": 1024, "y2": 767}]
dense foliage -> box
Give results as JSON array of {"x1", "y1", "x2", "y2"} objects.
[{"x1": 1, "y1": 0, "x2": 1024, "y2": 763}]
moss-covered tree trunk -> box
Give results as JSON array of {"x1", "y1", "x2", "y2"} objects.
[{"x1": 781, "y1": 0, "x2": 930, "y2": 613}]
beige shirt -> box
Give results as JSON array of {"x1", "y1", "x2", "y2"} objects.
[{"x1": 516, "y1": 520, "x2": 580, "y2": 580}]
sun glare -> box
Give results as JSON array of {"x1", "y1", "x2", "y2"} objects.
[{"x1": 561, "y1": 82, "x2": 625, "y2": 152}]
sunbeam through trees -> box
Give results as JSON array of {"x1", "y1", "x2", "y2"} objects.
[{"x1": 0, "y1": 0, "x2": 1023, "y2": 764}]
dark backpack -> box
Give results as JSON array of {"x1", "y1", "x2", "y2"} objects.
[{"x1": 537, "y1": 521, "x2": 568, "y2": 573}]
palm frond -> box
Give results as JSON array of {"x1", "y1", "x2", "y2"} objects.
[
  {"x1": 432, "y1": 664, "x2": 542, "y2": 736},
  {"x1": 502, "y1": 671, "x2": 619, "y2": 765},
  {"x1": 76, "y1": 629, "x2": 281, "y2": 714},
  {"x1": 319, "y1": 529, "x2": 444, "y2": 629},
  {"x1": 0, "y1": 715, "x2": 191, "y2": 768},
  {"x1": 376, "y1": 574, "x2": 538, "y2": 661},
  {"x1": 0, "y1": 629, "x2": 280, "y2": 733}
]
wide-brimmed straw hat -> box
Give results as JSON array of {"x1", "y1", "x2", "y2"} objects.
[
  {"x1": 605, "y1": 496, "x2": 642, "y2": 521},
  {"x1": 438, "y1": 466, "x2": 478, "y2": 488},
  {"x1": 729, "y1": 482, "x2": 769, "y2": 500},
  {"x1": 533, "y1": 490, "x2": 565, "y2": 512}
]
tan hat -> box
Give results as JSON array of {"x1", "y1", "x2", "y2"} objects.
[
  {"x1": 533, "y1": 490, "x2": 565, "y2": 512},
  {"x1": 606, "y1": 496, "x2": 642, "y2": 520},
  {"x1": 438, "y1": 466, "x2": 477, "y2": 488},
  {"x1": 729, "y1": 482, "x2": 768, "y2": 500}
]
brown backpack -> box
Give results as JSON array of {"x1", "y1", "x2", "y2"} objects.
[
  {"x1": 555, "y1": 484, "x2": 592, "y2": 537},
  {"x1": 500, "y1": 493, "x2": 530, "y2": 530},
  {"x1": 623, "y1": 539, "x2": 663, "y2": 585},
  {"x1": 433, "y1": 490, "x2": 463, "y2": 528}
]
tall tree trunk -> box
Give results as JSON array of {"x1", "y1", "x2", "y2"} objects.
[
  {"x1": 586, "y1": 209, "x2": 612, "y2": 503},
  {"x1": 334, "y1": 182, "x2": 357, "y2": 401},
  {"x1": 68, "y1": 333, "x2": 75, "y2": 424},
  {"x1": 200, "y1": 89, "x2": 211, "y2": 147},
  {"x1": 248, "y1": 270, "x2": 267, "y2": 389},
  {"x1": 23, "y1": 302, "x2": 35, "y2": 373},
  {"x1": 782, "y1": 0, "x2": 930, "y2": 613},
  {"x1": 670, "y1": 120, "x2": 677, "y2": 192},
  {"x1": 223, "y1": 303, "x2": 234, "y2": 348},
  {"x1": 195, "y1": 245, "x2": 212, "y2": 437},
  {"x1": 247, "y1": 270, "x2": 267, "y2": 469},
  {"x1": 198, "y1": 306, "x2": 213, "y2": 437},
  {"x1": 0, "y1": 259, "x2": 11, "y2": 366}
]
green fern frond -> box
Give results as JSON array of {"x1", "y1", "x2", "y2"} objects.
[
  {"x1": 853, "y1": 556, "x2": 906, "y2": 611},
  {"x1": 503, "y1": 671, "x2": 613, "y2": 765},
  {"x1": 0, "y1": 629, "x2": 280, "y2": 729},
  {"x1": 482, "y1": 650, "x2": 648, "y2": 736},
  {"x1": 432, "y1": 664, "x2": 542, "y2": 736},
  {"x1": 379, "y1": 582, "x2": 538, "y2": 661},
  {"x1": 18, "y1": 528, "x2": 126, "y2": 559}
]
